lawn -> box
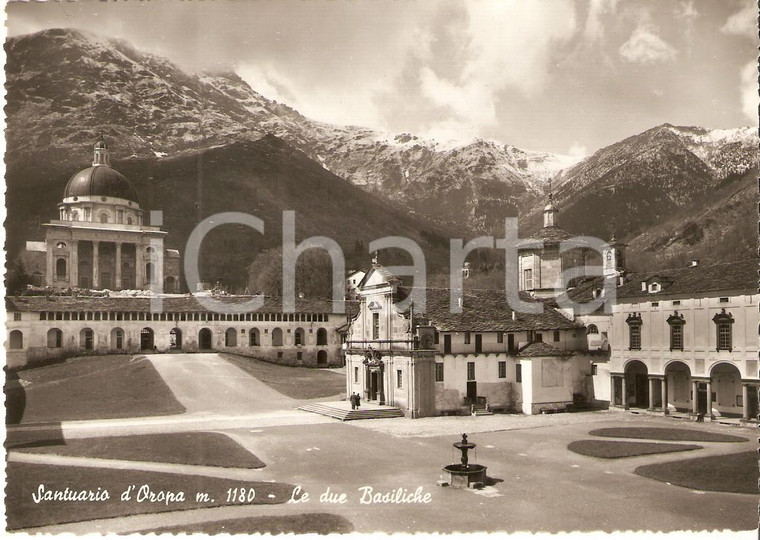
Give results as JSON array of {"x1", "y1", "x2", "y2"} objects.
[
  {"x1": 635, "y1": 451, "x2": 756, "y2": 494},
  {"x1": 588, "y1": 427, "x2": 747, "y2": 443},
  {"x1": 568, "y1": 440, "x2": 702, "y2": 459},
  {"x1": 146, "y1": 513, "x2": 354, "y2": 534},
  {"x1": 221, "y1": 353, "x2": 345, "y2": 399},
  {"x1": 7, "y1": 355, "x2": 185, "y2": 424},
  {"x1": 12, "y1": 432, "x2": 265, "y2": 468},
  {"x1": 6, "y1": 462, "x2": 294, "y2": 530}
]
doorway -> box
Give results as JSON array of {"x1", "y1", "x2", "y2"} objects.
[
  {"x1": 170, "y1": 328, "x2": 182, "y2": 350},
  {"x1": 140, "y1": 328, "x2": 154, "y2": 350},
  {"x1": 466, "y1": 381, "x2": 477, "y2": 402},
  {"x1": 369, "y1": 370, "x2": 379, "y2": 401},
  {"x1": 198, "y1": 328, "x2": 212, "y2": 350}
]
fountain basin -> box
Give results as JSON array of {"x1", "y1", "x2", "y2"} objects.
[{"x1": 442, "y1": 463, "x2": 487, "y2": 488}]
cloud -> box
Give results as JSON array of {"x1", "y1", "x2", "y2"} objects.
[
  {"x1": 720, "y1": 2, "x2": 757, "y2": 38},
  {"x1": 740, "y1": 60, "x2": 758, "y2": 123},
  {"x1": 619, "y1": 26, "x2": 677, "y2": 64},
  {"x1": 674, "y1": 1, "x2": 699, "y2": 23},
  {"x1": 583, "y1": 0, "x2": 620, "y2": 43},
  {"x1": 567, "y1": 142, "x2": 587, "y2": 157},
  {"x1": 408, "y1": 0, "x2": 577, "y2": 140}
]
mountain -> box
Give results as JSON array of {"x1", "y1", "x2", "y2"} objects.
[
  {"x1": 7, "y1": 134, "x2": 454, "y2": 289},
  {"x1": 521, "y1": 124, "x2": 758, "y2": 245},
  {"x1": 4, "y1": 28, "x2": 758, "y2": 279},
  {"x1": 5, "y1": 28, "x2": 579, "y2": 235}
]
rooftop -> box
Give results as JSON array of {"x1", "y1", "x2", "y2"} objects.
[
  {"x1": 6, "y1": 294, "x2": 359, "y2": 316},
  {"x1": 401, "y1": 287, "x2": 581, "y2": 332}
]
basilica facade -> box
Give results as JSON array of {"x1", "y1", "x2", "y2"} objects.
[{"x1": 27, "y1": 140, "x2": 181, "y2": 293}]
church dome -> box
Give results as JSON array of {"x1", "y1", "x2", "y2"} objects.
[{"x1": 64, "y1": 165, "x2": 138, "y2": 202}]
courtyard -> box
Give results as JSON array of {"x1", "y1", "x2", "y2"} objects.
[{"x1": 5, "y1": 353, "x2": 757, "y2": 534}]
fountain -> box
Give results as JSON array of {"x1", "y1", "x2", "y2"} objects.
[{"x1": 441, "y1": 433, "x2": 488, "y2": 488}]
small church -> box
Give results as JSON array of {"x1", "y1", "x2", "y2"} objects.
[
  {"x1": 343, "y1": 196, "x2": 601, "y2": 417},
  {"x1": 20, "y1": 139, "x2": 181, "y2": 293}
]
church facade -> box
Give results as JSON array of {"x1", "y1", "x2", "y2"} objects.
[
  {"x1": 24, "y1": 140, "x2": 181, "y2": 293},
  {"x1": 343, "y1": 262, "x2": 596, "y2": 418}
]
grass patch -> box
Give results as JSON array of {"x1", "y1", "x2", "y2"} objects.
[
  {"x1": 635, "y1": 451, "x2": 756, "y2": 494},
  {"x1": 146, "y1": 513, "x2": 354, "y2": 534},
  {"x1": 6, "y1": 462, "x2": 294, "y2": 530},
  {"x1": 8, "y1": 355, "x2": 185, "y2": 424},
  {"x1": 221, "y1": 354, "x2": 345, "y2": 399},
  {"x1": 12, "y1": 432, "x2": 265, "y2": 468},
  {"x1": 589, "y1": 427, "x2": 747, "y2": 443},
  {"x1": 568, "y1": 440, "x2": 702, "y2": 459}
]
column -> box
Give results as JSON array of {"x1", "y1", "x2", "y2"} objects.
[
  {"x1": 45, "y1": 241, "x2": 54, "y2": 285},
  {"x1": 70, "y1": 240, "x2": 79, "y2": 288},
  {"x1": 741, "y1": 384, "x2": 749, "y2": 421},
  {"x1": 364, "y1": 365, "x2": 371, "y2": 401},
  {"x1": 610, "y1": 376, "x2": 617, "y2": 407},
  {"x1": 378, "y1": 364, "x2": 386, "y2": 405},
  {"x1": 661, "y1": 377, "x2": 668, "y2": 415},
  {"x1": 135, "y1": 243, "x2": 144, "y2": 289},
  {"x1": 115, "y1": 242, "x2": 122, "y2": 290},
  {"x1": 647, "y1": 377, "x2": 655, "y2": 410},
  {"x1": 706, "y1": 380, "x2": 713, "y2": 419},
  {"x1": 92, "y1": 241, "x2": 100, "y2": 289},
  {"x1": 691, "y1": 380, "x2": 699, "y2": 414},
  {"x1": 621, "y1": 376, "x2": 628, "y2": 410}
]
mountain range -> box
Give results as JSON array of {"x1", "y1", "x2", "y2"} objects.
[{"x1": 5, "y1": 28, "x2": 758, "y2": 288}]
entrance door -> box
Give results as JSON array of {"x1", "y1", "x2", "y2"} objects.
[
  {"x1": 444, "y1": 334, "x2": 452, "y2": 354},
  {"x1": 140, "y1": 328, "x2": 154, "y2": 350},
  {"x1": 369, "y1": 371, "x2": 378, "y2": 401},
  {"x1": 466, "y1": 381, "x2": 477, "y2": 402},
  {"x1": 697, "y1": 383, "x2": 707, "y2": 414}
]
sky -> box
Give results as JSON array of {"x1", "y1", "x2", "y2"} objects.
[{"x1": 5, "y1": 0, "x2": 758, "y2": 155}]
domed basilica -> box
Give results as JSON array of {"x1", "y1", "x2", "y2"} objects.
[{"x1": 39, "y1": 139, "x2": 180, "y2": 292}]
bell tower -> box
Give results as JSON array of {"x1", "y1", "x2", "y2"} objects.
[
  {"x1": 603, "y1": 235, "x2": 627, "y2": 277},
  {"x1": 93, "y1": 137, "x2": 111, "y2": 167},
  {"x1": 543, "y1": 183, "x2": 558, "y2": 228}
]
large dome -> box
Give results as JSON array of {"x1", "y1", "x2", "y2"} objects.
[{"x1": 64, "y1": 165, "x2": 138, "y2": 202}]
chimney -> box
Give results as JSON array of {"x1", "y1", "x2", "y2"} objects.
[
  {"x1": 457, "y1": 296, "x2": 463, "y2": 309},
  {"x1": 511, "y1": 311, "x2": 517, "y2": 321},
  {"x1": 641, "y1": 281, "x2": 647, "y2": 292}
]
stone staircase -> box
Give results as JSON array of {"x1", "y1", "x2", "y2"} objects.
[{"x1": 298, "y1": 402, "x2": 405, "y2": 421}]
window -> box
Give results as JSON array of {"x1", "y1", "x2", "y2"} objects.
[
  {"x1": 626, "y1": 313, "x2": 642, "y2": 350},
  {"x1": 100, "y1": 212, "x2": 109, "y2": 223},
  {"x1": 56, "y1": 241, "x2": 66, "y2": 249},
  {"x1": 651, "y1": 302, "x2": 659, "y2": 307},
  {"x1": 81, "y1": 328, "x2": 94, "y2": 350},
  {"x1": 719, "y1": 297, "x2": 729, "y2": 303},
  {"x1": 591, "y1": 364, "x2": 598, "y2": 376},
  {"x1": 317, "y1": 328, "x2": 328, "y2": 346},
  {"x1": 464, "y1": 332, "x2": 471, "y2": 345},
  {"x1": 498, "y1": 361, "x2": 506, "y2": 378},
  {"x1": 434, "y1": 330, "x2": 439, "y2": 345},
  {"x1": 294, "y1": 328, "x2": 304, "y2": 346},
  {"x1": 9, "y1": 330, "x2": 23, "y2": 350},
  {"x1": 354, "y1": 366, "x2": 359, "y2": 383},
  {"x1": 435, "y1": 363, "x2": 444, "y2": 382},
  {"x1": 397, "y1": 370, "x2": 403, "y2": 388},
  {"x1": 586, "y1": 324, "x2": 599, "y2": 335},
  {"x1": 667, "y1": 312, "x2": 685, "y2": 351},
  {"x1": 272, "y1": 327, "x2": 283, "y2": 347},
  {"x1": 713, "y1": 309, "x2": 734, "y2": 352},
  {"x1": 115, "y1": 329, "x2": 123, "y2": 350},
  {"x1": 524, "y1": 268, "x2": 533, "y2": 289},
  {"x1": 47, "y1": 328, "x2": 63, "y2": 348},
  {"x1": 672, "y1": 300, "x2": 681, "y2": 306},
  {"x1": 507, "y1": 333, "x2": 515, "y2": 353},
  {"x1": 55, "y1": 258, "x2": 67, "y2": 280},
  {"x1": 249, "y1": 328, "x2": 260, "y2": 346},
  {"x1": 553, "y1": 330, "x2": 560, "y2": 342},
  {"x1": 474, "y1": 334, "x2": 482, "y2": 353},
  {"x1": 467, "y1": 361, "x2": 475, "y2": 381},
  {"x1": 535, "y1": 332, "x2": 543, "y2": 343},
  {"x1": 497, "y1": 332, "x2": 504, "y2": 344},
  {"x1": 13, "y1": 312, "x2": 21, "y2": 321},
  {"x1": 297, "y1": 352, "x2": 302, "y2": 360},
  {"x1": 515, "y1": 363, "x2": 522, "y2": 383},
  {"x1": 372, "y1": 313, "x2": 379, "y2": 340}
]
